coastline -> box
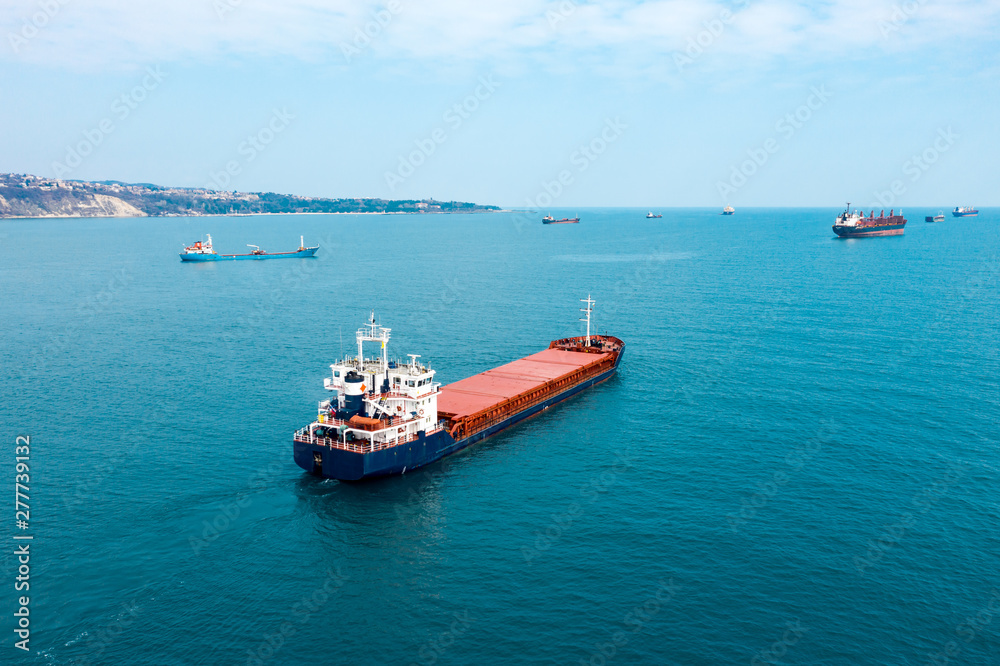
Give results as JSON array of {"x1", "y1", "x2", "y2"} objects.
[
  {"x1": 0, "y1": 209, "x2": 512, "y2": 221},
  {"x1": 0, "y1": 173, "x2": 503, "y2": 220}
]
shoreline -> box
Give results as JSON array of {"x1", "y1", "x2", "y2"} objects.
[{"x1": 0, "y1": 209, "x2": 511, "y2": 221}]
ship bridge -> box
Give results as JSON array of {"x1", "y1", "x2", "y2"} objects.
[{"x1": 301, "y1": 312, "x2": 442, "y2": 452}]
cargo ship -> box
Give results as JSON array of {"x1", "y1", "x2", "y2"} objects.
[
  {"x1": 832, "y1": 204, "x2": 906, "y2": 238},
  {"x1": 542, "y1": 216, "x2": 580, "y2": 224},
  {"x1": 179, "y1": 235, "x2": 318, "y2": 261},
  {"x1": 952, "y1": 207, "x2": 978, "y2": 217},
  {"x1": 925, "y1": 212, "x2": 945, "y2": 223},
  {"x1": 293, "y1": 298, "x2": 624, "y2": 481},
  {"x1": 722, "y1": 206, "x2": 735, "y2": 215},
  {"x1": 646, "y1": 212, "x2": 662, "y2": 218}
]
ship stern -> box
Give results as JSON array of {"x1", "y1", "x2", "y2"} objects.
[{"x1": 293, "y1": 440, "x2": 367, "y2": 480}]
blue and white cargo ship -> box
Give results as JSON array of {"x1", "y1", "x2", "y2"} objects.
[
  {"x1": 180, "y1": 235, "x2": 318, "y2": 261},
  {"x1": 952, "y1": 207, "x2": 979, "y2": 218},
  {"x1": 293, "y1": 299, "x2": 624, "y2": 481}
]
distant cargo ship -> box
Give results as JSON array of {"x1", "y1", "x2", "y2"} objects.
[
  {"x1": 722, "y1": 206, "x2": 735, "y2": 215},
  {"x1": 180, "y1": 235, "x2": 318, "y2": 261},
  {"x1": 646, "y1": 212, "x2": 662, "y2": 218},
  {"x1": 542, "y1": 215, "x2": 580, "y2": 224},
  {"x1": 925, "y1": 212, "x2": 945, "y2": 223},
  {"x1": 832, "y1": 204, "x2": 906, "y2": 238},
  {"x1": 952, "y1": 207, "x2": 978, "y2": 217},
  {"x1": 293, "y1": 298, "x2": 624, "y2": 481}
]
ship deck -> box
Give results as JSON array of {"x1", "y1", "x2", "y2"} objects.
[
  {"x1": 436, "y1": 344, "x2": 619, "y2": 441},
  {"x1": 438, "y1": 348, "x2": 610, "y2": 418}
]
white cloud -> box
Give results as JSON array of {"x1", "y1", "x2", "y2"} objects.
[{"x1": 2, "y1": 0, "x2": 999, "y2": 73}]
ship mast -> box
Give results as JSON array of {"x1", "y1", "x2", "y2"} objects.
[
  {"x1": 580, "y1": 295, "x2": 595, "y2": 346},
  {"x1": 356, "y1": 311, "x2": 391, "y2": 373}
]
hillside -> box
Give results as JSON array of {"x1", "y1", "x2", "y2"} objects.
[{"x1": 0, "y1": 174, "x2": 500, "y2": 218}]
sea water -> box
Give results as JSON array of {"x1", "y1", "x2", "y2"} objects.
[{"x1": 0, "y1": 208, "x2": 998, "y2": 664}]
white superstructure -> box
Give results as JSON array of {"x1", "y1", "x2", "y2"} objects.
[
  {"x1": 305, "y1": 313, "x2": 442, "y2": 451},
  {"x1": 835, "y1": 208, "x2": 863, "y2": 228},
  {"x1": 182, "y1": 234, "x2": 216, "y2": 255}
]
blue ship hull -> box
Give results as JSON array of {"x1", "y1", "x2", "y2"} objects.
[
  {"x1": 180, "y1": 248, "x2": 318, "y2": 261},
  {"x1": 294, "y1": 346, "x2": 624, "y2": 481}
]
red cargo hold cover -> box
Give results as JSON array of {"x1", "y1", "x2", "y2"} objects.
[{"x1": 437, "y1": 348, "x2": 610, "y2": 419}]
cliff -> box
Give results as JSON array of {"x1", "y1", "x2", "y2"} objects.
[
  {"x1": 0, "y1": 173, "x2": 499, "y2": 218},
  {"x1": 0, "y1": 189, "x2": 146, "y2": 218}
]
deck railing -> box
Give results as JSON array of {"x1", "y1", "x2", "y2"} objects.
[
  {"x1": 314, "y1": 414, "x2": 409, "y2": 428},
  {"x1": 294, "y1": 427, "x2": 444, "y2": 454}
]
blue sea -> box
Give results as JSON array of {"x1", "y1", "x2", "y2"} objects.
[{"x1": 1, "y1": 209, "x2": 998, "y2": 665}]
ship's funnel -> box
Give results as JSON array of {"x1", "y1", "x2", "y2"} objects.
[{"x1": 344, "y1": 371, "x2": 365, "y2": 416}]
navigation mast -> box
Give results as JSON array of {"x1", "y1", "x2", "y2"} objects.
[
  {"x1": 356, "y1": 311, "x2": 391, "y2": 373},
  {"x1": 580, "y1": 295, "x2": 595, "y2": 346}
]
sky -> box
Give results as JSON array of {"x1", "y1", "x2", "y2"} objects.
[{"x1": 1, "y1": 0, "x2": 999, "y2": 207}]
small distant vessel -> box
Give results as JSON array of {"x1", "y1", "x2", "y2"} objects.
[
  {"x1": 952, "y1": 207, "x2": 979, "y2": 217},
  {"x1": 925, "y1": 212, "x2": 945, "y2": 223},
  {"x1": 646, "y1": 212, "x2": 662, "y2": 219},
  {"x1": 722, "y1": 206, "x2": 735, "y2": 215},
  {"x1": 542, "y1": 216, "x2": 580, "y2": 224},
  {"x1": 832, "y1": 204, "x2": 906, "y2": 238},
  {"x1": 180, "y1": 235, "x2": 319, "y2": 261}
]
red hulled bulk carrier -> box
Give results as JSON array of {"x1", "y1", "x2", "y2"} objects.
[
  {"x1": 293, "y1": 297, "x2": 624, "y2": 480},
  {"x1": 832, "y1": 204, "x2": 907, "y2": 238}
]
